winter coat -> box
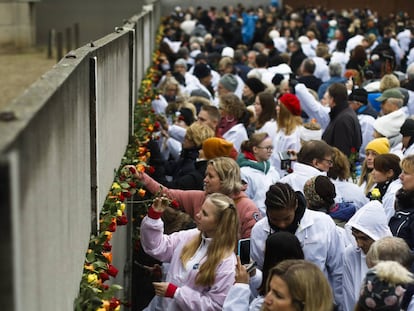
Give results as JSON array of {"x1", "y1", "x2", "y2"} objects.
[
  {"x1": 251, "y1": 205, "x2": 345, "y2": 308},
  {"x1": 343, "y1": 201, "x2": 392, "y2": 311},
  {"x1": 141, "y1": 218, "x2": 236, "y2": 311},
  {"x1": 322, "y1": 105, "x2": 362, "y2": 157}
]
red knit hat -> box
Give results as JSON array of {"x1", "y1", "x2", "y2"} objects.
[{"x1": 279, "y1": 93, "x2": 301, "y2": 116}]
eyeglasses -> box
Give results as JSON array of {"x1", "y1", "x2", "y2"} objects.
[
  {"x1": 322, "y1": 158, "x2": 334, "y2": 165},
  {"x1": 256, "y1": 146, "x2": 274, "y2": 151}
]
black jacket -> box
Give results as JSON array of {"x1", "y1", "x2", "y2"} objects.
[{"x1": 322, "y1": 104, "x2": 362, "y2": 157}]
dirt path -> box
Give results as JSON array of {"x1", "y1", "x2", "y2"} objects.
[{"x1": 0, "y1": 48, "x2": 56, "y2": 110}]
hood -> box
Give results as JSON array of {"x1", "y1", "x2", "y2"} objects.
[{"x1": 345, "y1": 200, "x2": 392, "y2": 241}]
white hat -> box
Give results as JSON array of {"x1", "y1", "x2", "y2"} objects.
[
  {"x1": 328, "y1": 20, "x2": 337, "y2": 27},
  {"x1": 373, "y1": 110, "x2": 407, "y2": 138},
  {"x1": 221, "y1": 47, "x2": 234, "y2": 58},
  {"x1": 268, "y1": 30, "x2": 280, "y2": 39}
]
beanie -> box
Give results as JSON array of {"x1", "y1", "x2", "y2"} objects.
[
  {"x1": 202, "y1": 137, "x2": 236, "y2": 160},
  {"x1": 193, "y1": 63, "x2": 211, "y2": 79},
  {"x1": 178, "y1": 108, "x2": 195, "y2": 126},
  {"x1": 373, "y1": 110, "x2": 406, "y2": 138},
  {"x1": 365, "y1": 137, "x2": 390, "y2": 155},
  {"x1": 219, "y1": 74, "x2": 238, "y2": 92},
  {"x1": 348, "y1": 88, "x2": 368, "y2": 105},
  {"x1": 400, "y1": 118, "x2": 414, "y2": 137},
  {"x1": 245, "y1": 77, "x2": 266, "y2": 95},
  {"x1": 279, "y1": 93, "x2": 301, "y2": 116},
  {"x1": 304, "y1": 175, "x2": 336, "y2": 208},
  {"x1": 271, "y1": 73, "x2": 285, "y2": 86}
]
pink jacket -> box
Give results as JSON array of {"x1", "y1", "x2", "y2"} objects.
[
  {"x1": 143, "y1": 173, "x2": 261, "y2": 238},
  {"x1": 141, "y1": 216, "x2": 237, "y2": 310}
]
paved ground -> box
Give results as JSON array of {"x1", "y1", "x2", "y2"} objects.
[{"x1": 0, "y1": 48, "x2": 56, "y2": 110}]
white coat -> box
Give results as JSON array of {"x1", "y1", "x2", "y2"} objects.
[
  {"x1": 357, "y1": 114, "x2": 376, "y2": 160},
  {"x1": 255, "y1": 119, "x2": 277, "y2": 143},
  {"x1": 240, "y1": 165, "x2": 280, "y2": 217},
  {"x1": 332, "y1": 179, "x2": 369, "y2": 210},
  {"x1": 279, "y1": 162, "x2": 326, "y2": 193},
  {"x1": 222, "y1": 284, "x2": 263, "y2": 311},
  {"x1": 342, "y1": 201, "x2": 393, "y2": 311},
  {"x1": 270, "y1": 126, "x2": 302, "y2": 176},
  {"x1": 250, "y1": 209, "x2": 344, "y2": 307},
  {"x1": 223, "y1": 123, "x2": 248, "y2": 152}
]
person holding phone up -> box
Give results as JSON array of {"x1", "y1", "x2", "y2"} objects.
[{"x1": 140, "y1": 193, "x2": 239, "y2": 311}]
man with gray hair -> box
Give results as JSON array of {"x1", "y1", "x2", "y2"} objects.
[
  {"x1": 318, "y1": 62, "x2": 348, "y2": 99},
  {"x1": 375, "y1": 88, "x2": 404, "y2": 115}
]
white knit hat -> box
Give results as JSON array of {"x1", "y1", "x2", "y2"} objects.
[{"x1": 373, "y1": 110, "x2": 407, "y2": 138}]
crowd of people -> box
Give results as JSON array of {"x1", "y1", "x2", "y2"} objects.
[{"x1": 131, "y1": 2, "x2": 414, "y2": 310}]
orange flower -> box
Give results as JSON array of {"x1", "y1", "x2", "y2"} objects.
[
  {"x1": 104, "y1": 231, "x2": 113, "y2": 241},
  {"x1": 136, "y1": 164, "x2": 146, "y2": 172},
  {"x1": 84, "y1": 264, "x2": 94, "y2": 271},
  {"x1": 138, "y1": 188, "x2": 146, "y2": 197},
  {"x1": 102, "y1": 251, "x2": 113, "y2": 263}
]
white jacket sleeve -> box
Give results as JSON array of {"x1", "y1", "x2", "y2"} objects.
[
  {"x1": 295, "y1": 83, "x2": 330, "y2": 130},
  {"x1": 222, "y1": 284, "x2": 251, "y2": 311}
]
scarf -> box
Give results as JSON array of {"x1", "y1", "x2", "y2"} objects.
[
  {"x1": 217, "y1": 116, "x2": 238, "y2": 137},
  {"x1": 236, "y1": 151, "x2": 270, "y2": 174}
]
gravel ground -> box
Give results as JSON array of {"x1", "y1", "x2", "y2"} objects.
[{"x1": 0, "y1": 48, "x2": 56, "y2": 110}]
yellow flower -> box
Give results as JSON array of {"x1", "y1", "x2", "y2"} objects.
[
  {"x1": 138, "y1": 188, "x2": 146, "y2": 197},
  {"x1": 117, "y1": 209, "x2": 122, "y2": 217},
  {"x1": 111, "y1": 182, "x2": 121, "y2": 190},
  {"x1": 119, "y1": 203, "x2": 126, "y2": 212},
  {"x1": 371, "y1": 188, "x2": 381, "y2": 199},
  {"x1": 114, "y1": 306, "x2": 121, "y2": 311},
  {"x1": 87, "y1": 273, "x2": 98, "y2": 283}
]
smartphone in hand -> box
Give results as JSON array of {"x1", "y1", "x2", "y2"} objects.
[{"x1": 237, "y1": 238, "x2": 251, "y2": 265}]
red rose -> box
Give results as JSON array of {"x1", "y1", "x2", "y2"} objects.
[
  {"x1": 118, "y1": 193, "x2": 125, "y2": 201},
  {"x1": 129, "y1": 167, "x2": 136, "y2": 174},
  {"x1": 103, "y1": 241, "x2": 112, "y2": 251},
  {"x1": 108, "y1": 222, "x2": 117, "y2": 232},
  {"x1": 109, "y1": 297, "x2": 121, "y2": 309},
  {"x1": 170, "y1": 199, "x2": 180, "y2": 209},
  {"x1": 124, "y1": 191, "x2": 132, "y2": 198},
  {"x1": 154, "y1": 121, "x2": 160, "y2": 130},
  {"x1": 350, "y1": 147, "x2": 356, "y2": 153},
  {"x1": 99, "y1": 272, "x2": 109, "y2": 282},
  {"x1": 117, "y1": 214, "x2": 128, "y2": 225},
  {"x1": 128, "y1": 181, "x2": 137, "y2": 188},
  {"x1": 107, "y1": 264, "x2": 119, "y2": 277},
  {"x1": 101, "y1": 284, "x2": 109, "y2": 290},
  {"x1": 147, "y1": 166, "x2": 155, "y2": 174}
]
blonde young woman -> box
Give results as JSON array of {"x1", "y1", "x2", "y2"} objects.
[
  {"x1": 141, "y1": 193, "x2": 239, "y2": 310},
  {"x1": 262, "y1": 259, "x2": 334, "y2": 311},
  {"x1": 237, "y1": 133, "x2": 280, "y2": 216},
  {"x1": 269, "y1": 93, "x2": 303, "y2": 176},
  {"x1": 358, "y1": 137, "x2": 390, "y2": 195}
]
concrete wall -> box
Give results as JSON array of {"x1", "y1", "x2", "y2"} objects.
[
  {"x1": 35, "y1": 0, "x2": 145, "y2": 47},
  {"x1": 0, "y1": 2, "x2": 36, "y2": 50},
  {"x1": 0, "y1": 2, "x2": 160, "y2": 309}
]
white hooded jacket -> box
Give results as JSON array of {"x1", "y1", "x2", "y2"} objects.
[{"x1": 342, "y1": 201, "x2": 392, "y2": 311}]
